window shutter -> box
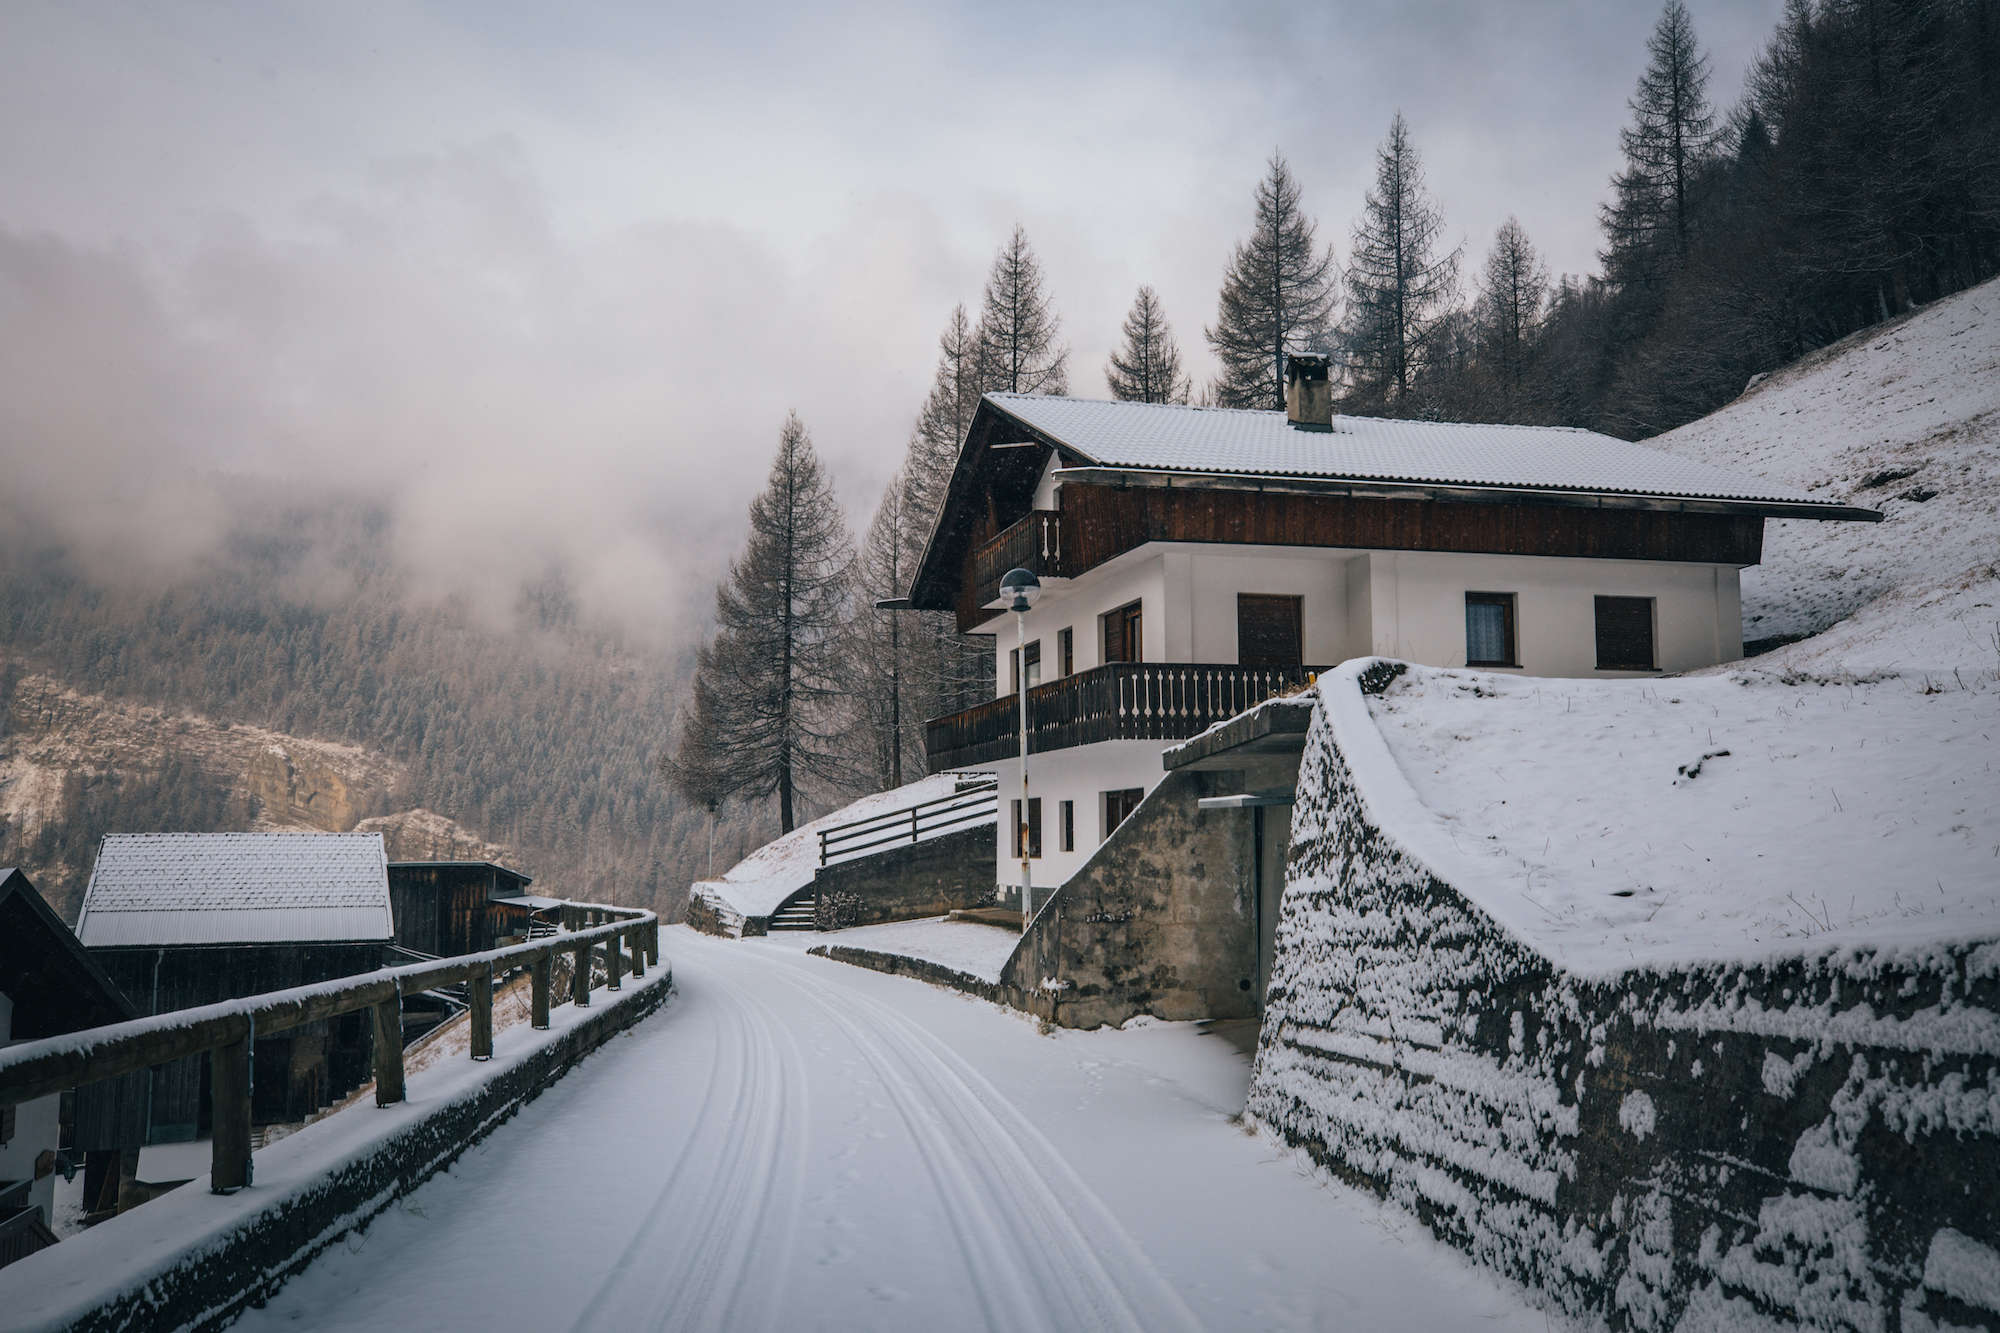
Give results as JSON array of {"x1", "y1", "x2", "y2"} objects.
[
  {"x1": 1595, "y1": 596, "x2": 1656, "y2": 670},
  {"x1": 1237, "y1": 595, "x2": 1303, "y2": 668}
]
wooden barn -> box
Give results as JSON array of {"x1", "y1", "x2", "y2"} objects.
[
  {"x1": 0, "y1": 869, "x2": 134, "y2": 1265},
  {"x1": 386, "y1": 860, "x2": 534, "y2": 959},
  {"x1": 74, "y1": 833, "x2": 393, "y2": 1146}
]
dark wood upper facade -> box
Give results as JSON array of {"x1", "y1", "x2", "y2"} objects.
[{"x1": 910, "y1": 398, "x2": 1786, "y2": 636}]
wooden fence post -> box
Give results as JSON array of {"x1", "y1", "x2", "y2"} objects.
[
  {"x1": 606, "y1": 928, "x2": 624, "y2": 990},
  {"x1": 628, "y1": 928, "x2": 644, "y2": 978},
  {"x1": 469, "y1": 965, "x2": 494, "y2": 1061},
  {"x1": 531, "y1": 953, "x2": 552, "y2": 1029},
  {"x1": 573, "y1": 940, "x2": 592, "y2": 1007},
  {"x1": 373, "y1": 988, "x2": 407, "y2": 1106},
  {"x1": 649, "y1": 920, "x2": 660, "y2": 967},
  {"x1": 210, "y1": 1032, "x2": 252, "y2": 1194}
]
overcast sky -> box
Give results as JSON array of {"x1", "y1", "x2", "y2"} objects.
[{"x1": 0, "y1": 0, "x2": 1785, "y2": 638}]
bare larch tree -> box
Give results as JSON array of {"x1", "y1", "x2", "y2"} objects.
[
  {"x1": 1105, "y1": 285, "x2": 1191, "y2": 403},
  {"x1": 1340, "y1": 113, "x2": 1462, "y2": 408},
  {"x1": 1474, "y1": 217, "x2": 1550, "y2": 408},
  {"x1": 691, "y1": 413, "x2": 855, "y2": 832},
  {"x1": 1600, "y1": 0, "x2": 1719, "y2": 289},
  {"x1": 1205, "y1": 154, "x2": 1339, "y2": 409},
  {"x1": 975, "y1": 225, "x2": 1069, "y2": 395}
]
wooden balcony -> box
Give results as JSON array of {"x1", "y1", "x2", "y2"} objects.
[
  {"x1": 970, "y1": 509, "x2": 1069, "y2": 606},
  {"x1": 924, "y1": 661, "x2": 1321, "y2": 771}
]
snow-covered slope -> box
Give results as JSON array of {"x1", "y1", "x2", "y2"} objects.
[
  {"x1": 1341, "y1": 283, "x2": 2000, "y2": 970},
  {"x1": 1648, "y1": 275, "x2": 2000, "y2": 671},
  {"x1": 691, "y1": 773, "x2": 992, "y2": 921}
]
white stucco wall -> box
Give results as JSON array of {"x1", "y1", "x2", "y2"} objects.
[
  {"x1": 972, "y1": 534, "x2": 1745, "y2": 887},
  {"x1": 1359, "y1": 550, "x2": 1743, "y2": 675},
  {"x1": 0, "y1": 990, "x2": 60, "y2": 1225}
]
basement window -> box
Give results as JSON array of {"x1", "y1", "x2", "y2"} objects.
[
  {"x1": 1059, "y1": 799, "x2": 1075, "y2": 852},
  {"x1": 1011, "y1": 797, "x2": 1042, "y2": 859},
  {"x1": 1595, "y1": 596, "x2": 1657, "y2": 670},
  {"x1": 1464, "y1": 592, "x2": 1518, "y2": 667},
  {"x1": 1103, "y1": 787, "x2": 1143, "y2": 838}
]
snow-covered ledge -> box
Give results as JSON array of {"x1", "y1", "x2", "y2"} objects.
[
  {"x1": 0, "y1": 965, "x2": 671, "y2": 1333},
  {"x1": 1249, "y1": 658, "x2": 2000, "y2": 1330}
]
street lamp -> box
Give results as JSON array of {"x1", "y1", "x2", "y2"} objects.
[{"x1": 999, "y1": 566, "x2": 1040, "y2": 931}]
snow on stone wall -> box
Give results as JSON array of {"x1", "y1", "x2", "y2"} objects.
[{"x1": 1247, "y1": 675, "x2": 2000, "y2": 1331}]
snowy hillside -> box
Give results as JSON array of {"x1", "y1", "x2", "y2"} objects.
[
  {"x1": 1345, "y1": 286, "x2": 2000, "y2": 971},
  {"x1": 1648, "y1": 275, "x2": 2000, "y2": 671}
]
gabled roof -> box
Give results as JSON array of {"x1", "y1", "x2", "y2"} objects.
[
  {"x1": 985, "y1": 393, "x2": 1842, "y2": 508},
  {"x1": 76, "y1": 833, "x2": 395, "y2": 948},
  {"x1": 0, "y1": 869, "x2": 136, "y2": 1037}
]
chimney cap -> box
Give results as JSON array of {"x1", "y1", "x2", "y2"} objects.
[{"x1": 1285, "y1": 352, "x2": 1330, "y2": 382}]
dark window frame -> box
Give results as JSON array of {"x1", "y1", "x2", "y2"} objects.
[
  {"x1": 1010, "y1": 797, "x2": 1043, "y2": 859},
  {"x1": 1008, "y1": 640, "x2": 1042, "y2": 693},
  {"x1": 1059, "y1": 799, "x2": 1075, "y2": 852},
  {"x1": 1101, "y1": 600, "x2": 1144, "y2": 664},
  {"x1": 1237, "y1": 593, "x2": 1305, "y2": 668},
  {"x1": 1464, "y1": 592, "x2": 1519, "y2": 668},
  {"x1": 1056, "y1": 626, "x2": 1074, "y2": 677},
  {"x1": 1594, "y1": 595, "x2": 1658, "y2": 671}
]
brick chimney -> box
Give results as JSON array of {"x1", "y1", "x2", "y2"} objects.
[{"x1": 1284, "y1": 353, "x2": 1332, "y2": 431}]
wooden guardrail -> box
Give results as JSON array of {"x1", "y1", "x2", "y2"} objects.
[{"x1": 0, "y1": 901, "x2": 658, "y2": 1198}]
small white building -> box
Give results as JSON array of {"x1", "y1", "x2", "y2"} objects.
[{"x1": 897, "y1": 358, "x2": 1876, "y2": 902}]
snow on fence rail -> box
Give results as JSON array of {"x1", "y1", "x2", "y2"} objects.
[
  {"x1": 0, "y1": 900, "x2": 657, "y2": 1196},
  {"x1": 817, "y1": 773, "x2": 998, "y2": 868}
]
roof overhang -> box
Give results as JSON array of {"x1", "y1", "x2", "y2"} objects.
[{"x1": 1052, "y1": 466, "x2": 1883, "y2": 524}]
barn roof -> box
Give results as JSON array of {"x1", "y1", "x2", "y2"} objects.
[
  {"x1": 985, "y1": 393, "x2": 1836, "y2": 507},
  {"x1": 0, "y1": 869, "x2": 136, "y2": 1037},
  {"x1": 76, "y1": 833, "x2": 395, "y2": 948}
]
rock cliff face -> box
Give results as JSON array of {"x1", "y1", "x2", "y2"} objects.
[{"x1": 0, "y1": 666, "x2": 512, "y2": 917}]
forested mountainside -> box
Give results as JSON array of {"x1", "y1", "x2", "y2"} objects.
[{"x1": 0, "y1": 499, "x2": 778, "y2": 924}]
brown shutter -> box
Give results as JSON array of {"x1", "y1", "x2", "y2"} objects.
[
  {"x1": 1594, "y1": 596, "x2": 1656, "y2": 670},
  {"x1": 1237, "y1": 595, "x2": 1303, "y2": 667}
]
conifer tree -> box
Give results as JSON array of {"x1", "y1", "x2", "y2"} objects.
[
  {"x1": 690, "y1": 413, "x2": 856, "y2": 831},
  {"x1": 975, "y1": 225, "x2": 1069, "y2": 396},
  {"x1": 657, "y1": 675, "x2": 740, "y2": 876},
  {"x1": 1105, "y1": 285, "x2": 1191, "y2": 403},
  {"x1": 848, "y1": 468, "x2": 925, "y2": 789},
  {"x1": 1475, "y1": 217, "x2": 1550, "y2": 405},
  {"x1": 1600, "y1": 1, "x2": 1719, "y2": 288},
  {"x1": 1206, "y1": 154, "x2": 1339, "y2": 409},
  {"x1": 1340, "y1": 114, "x2": 1461, "y2": 407}
]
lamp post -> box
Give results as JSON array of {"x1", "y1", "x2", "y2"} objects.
[{"x1": 999, "y1": 567, "x2": 1040, "y2": 931}]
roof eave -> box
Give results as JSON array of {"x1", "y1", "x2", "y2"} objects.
[{"x1": 1051, "y1": 465, "x2": 1882, "y2": 523}]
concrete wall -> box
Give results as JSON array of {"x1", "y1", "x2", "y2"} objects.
[
  {"x1": 813, "y1": 826, "x2": 996, "y2": 930},
  {"x1": 1249, "y1": 692, "x2": 2000, "y2": 1330},
  {"x1": 998, "y1": 768, "x2": 1259, "y2": 1030},
  {"x1": 978, "y1": 739, "x2": 1168, "y2": 897}
]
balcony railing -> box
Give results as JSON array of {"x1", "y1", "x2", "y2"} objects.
[
  {"x1": 925, "y1": 661, "x2": 1321, "y2": 771},
  {"x1": 971, "y1": 509, "x2": 1068, "y2": 603}
]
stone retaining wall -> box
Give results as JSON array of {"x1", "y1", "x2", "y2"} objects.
[
  {"x1": 1249, "y1": 692, "x2": 2000, "y2": 1331},
  {"x1": 813, "y1": 826, "x2": 995, "y2": 931}
]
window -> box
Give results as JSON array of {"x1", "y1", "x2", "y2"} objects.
[
  {"x1": 1102, "y1": 601, "x2": 1143, "y2": 663},
  {"x1": 1008, "y1": 641, "x2": 1042, "y2": 692},
  {"x1": 1059, "y1": 799, "x2": 1075, "y2": 852},
  {"x1": 1103, "y1": 787, "x2": 1144, "y2": 838},
  {"x1": 1056, "y1": 627, "x2": 1074, "y2": 677},
  {"x1": 0, "y1": 1102, "x2": 13, "y2": 1146},
  {"x1": 1011, "y1": 797, "x2": 1042, "y2": 859},
  {"x1": 1238, "y1": 594, "x2": 1304, "y2": 668},
  {"x1": 1595, "y1": 596, "x2": 1657, "y2": 670},
  {"x1": 1464, "y1": 592, "x2": 1518, "y2": 667}
]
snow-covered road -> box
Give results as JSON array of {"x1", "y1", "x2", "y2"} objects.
[{"x1": 233, "y1": 928, "x2": 1543, "y2": 1332}]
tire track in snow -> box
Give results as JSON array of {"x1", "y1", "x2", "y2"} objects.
[
  {"x1": 567, "y1": 958, "x2": 807, "y2": 1333},
  {"x1": 761, "y1": 953, "x2": 1207, "y2": 1333}
]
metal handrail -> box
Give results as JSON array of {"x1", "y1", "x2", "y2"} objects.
[
  {"x1": 818, "y1": 777, "x2": 999, "y2": 867},
  {"x1": 0, "y1": 901, "x2": 658, "y2": 1196}
]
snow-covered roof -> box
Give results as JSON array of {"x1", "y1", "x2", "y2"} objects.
[
  {"x1": 987, "y1": 392, "x2": 1846, "y2": 509},
  {"x1": 77, "y1": 833, "x2": 395, "y2": 948}
]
